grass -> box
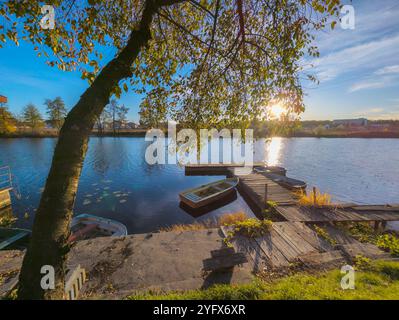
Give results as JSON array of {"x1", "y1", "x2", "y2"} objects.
[
  {"x1": 313, "y1": 225, "x2": 337, "y2": 246},
  {"x1": 337, "y1": 222, "x2": 399, "y2": 257},
  {"x1": 376, "y1": 234, "x2": 399, "y2": 257},
  {"x1": 227, "y1": 218, "x2": 272, "y2": 238},
  {"x1": 337, "y1": 222, "x2": 376, "y2": 243},
  {"x1": 218, "y1": 212, "x2": 248, "y2": 226},
  {"x1": 127, "y1": 260, "x2": 399, "y2": 300},
  {"x1": 159, "y1": 221, "x2": 214, "y2": 232},
  {"x1": 298, "y1": 188, "x2": 331, "y2": 207},
  {"x1": 0, "y1": 210, "x2": 17, "y2": 227},
  {"x1": 159, "y1": 212, "x2": 249, "y2": 232}
]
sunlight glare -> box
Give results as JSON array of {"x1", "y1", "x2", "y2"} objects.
[
  {"x1": 270, "y1": 103, "x2": 286, "y2": 119},
  {"x1": 265, "y1": 137, "x2": 283, "y2": 166}
]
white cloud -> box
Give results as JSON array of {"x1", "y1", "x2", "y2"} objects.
[
  {"x1": 375, "y1": 65, "x2": 399, "y2": 75},
  {"x1": 310, "y1": 34, "x2": 399, "y2": 83},
  {"x1": 349, "y1": 78, "x2": 392, "y2": 93},
  {"x1": 315, "y1": 0, "x2": 399, "y2": 54},
  {"x1": 353, "y1": 107, "x2": 399, "y2": 120}
]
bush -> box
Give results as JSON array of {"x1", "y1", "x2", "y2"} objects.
[
  {"x1": 218, "y1": 212, "x2": 248, "y2": 226},
  {"x1": 376, "y1": 234, "x2": 399, "y2": 257},
  {"x1": 298, "y1": 188, "x2": 331, "y2": 207},
  {"x1": 231, "y1": 218, "x2": 272, "y2": 238}
]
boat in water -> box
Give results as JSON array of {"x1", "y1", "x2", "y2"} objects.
[
  {"x1": 262, "y1": 172, "x2": 307, "y2": 191},
  {"x1": 254, "y1": 166, "x2": 286, "y2": 176},
  {"x1": 69, "y1": 214, "x2": 127, "y2": 242},
  {"x1": 0, "y1": 227, "x2": 31, "y2": 250},
  {"x1": 179, "y1": 177, "x2": 239, "y2": 209},
  {"x1": 179, "y1": 190, "x2": 238, "y2": 218}
]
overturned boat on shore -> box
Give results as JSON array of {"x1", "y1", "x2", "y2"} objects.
[{"x1": 69, "y1": 214, "x2": 127, "y2": 242}]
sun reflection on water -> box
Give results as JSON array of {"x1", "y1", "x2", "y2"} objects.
[{"x1": 265, "y1": 137, "x2": 283, "y2": 166}]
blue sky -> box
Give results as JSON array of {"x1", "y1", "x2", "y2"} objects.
[{"x1": 0, "y1": 0, "x2": 399, "y2": 122}]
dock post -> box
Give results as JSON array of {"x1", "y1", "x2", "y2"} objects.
[
  {"x1": 374, "y1": 221, "x2": 381, "y2": 233},
  {"x1": 264, "y1": 184, "x2": 268, "y2": 208},
  {"x1": 312, "y1": 187, "x2": 317, "y2": 206}
]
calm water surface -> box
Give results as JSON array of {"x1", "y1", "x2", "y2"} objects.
[{"x1": 1, "y1": 137, "x2": 398, "y2": 233}]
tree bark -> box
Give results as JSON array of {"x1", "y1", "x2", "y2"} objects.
[{"x1": 17, "y1": 0, "x2": 162, "y2": 299}]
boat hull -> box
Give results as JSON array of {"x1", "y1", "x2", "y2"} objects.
[
  {"x1": 70, "y1": 214, "x2": 127, "y2": 242},
  {"x1": 179, "y1": 187, "x2": 236, "y2": 209},
  {"x1": 179, "y1": 178, "x2": 239, "y2": 209},
  {"x1": 264, "y1": 172, "x2": 307, "y2": 191}
]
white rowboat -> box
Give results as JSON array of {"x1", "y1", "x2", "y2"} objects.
[
  {"x1": 69, "y1": 214, "x2": 127, "y2": 242},
  {"x1": 179, "y1": 177, "x2": 239, "y2": 209}
]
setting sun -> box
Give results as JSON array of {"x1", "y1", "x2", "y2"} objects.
[{"x1": 269, "y1": 103, "x2": 286, "y2": 119}]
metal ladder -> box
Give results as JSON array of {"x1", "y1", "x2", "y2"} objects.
[{"x1": 0, "y1": 166, "x2": 21, "y2": 199}]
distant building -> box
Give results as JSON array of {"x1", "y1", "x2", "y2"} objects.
[
  {"x1": 0, "y1": 95, "x2": 7, "y2": 105},
  {"x1": 126, "y1": 122, "x2": 138, "y2": 129},
  {"x1": 332, "y1": 118, "x2": 368, "y2": 127},
  {"x1": 44, "y1": 120, "x2": 54, "y2": 129}
]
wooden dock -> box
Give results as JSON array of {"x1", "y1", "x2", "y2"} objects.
[
  {"x1": 276, "y1": 205, "x2": 399, "y2": 223},
  {"x1": 0, "y1": 188, "x2": 12, "y2": 210},
  {"x1": 228, "y1": 169, "x2": 297, "y2": 210},
  {"x1": 185, "y1": 163, "x2": 398, "y2": 268},
  {"x1": 185, "y1": 164, "x2": 299, "y2": 213},
  {"x1": 185, "y1": 163, "x2": 265, "y2": 176},
  {"x1": 185, "y1": 163, "x2": 399, "y2": 223},
  {"x1": 221, "y1": 221, "x2": 390, "y2": 270}
]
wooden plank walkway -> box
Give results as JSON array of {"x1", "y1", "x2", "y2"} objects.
[
  {"x1": 276, "y1": 205, "x2": 399, "y2": 223},
  {"x1": 185, "y1": 163, "x2": 265, "y2": 176},
  {"x1": 228, "y1": 169, "x2": 297, "y2": 210},
  {"x1": 221, "y1": 221, "x2": 390, "y2": 270}
]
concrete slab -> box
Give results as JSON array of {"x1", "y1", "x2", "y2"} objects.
[{"x1": 68, "y1": 228, "x2": 253, "y2": 298}]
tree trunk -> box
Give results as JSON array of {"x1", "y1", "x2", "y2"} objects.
[{"x1": 17, "y1": 0, "x2": 159, "y2": 300}]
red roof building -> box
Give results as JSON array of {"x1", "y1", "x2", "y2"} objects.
[{"x1": 0, "y1": 95, "x2": 7, "y2": 104}]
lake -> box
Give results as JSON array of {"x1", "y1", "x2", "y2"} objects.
[{"x1": 1, "y1": 137, "x2": 398, "y2": 233}]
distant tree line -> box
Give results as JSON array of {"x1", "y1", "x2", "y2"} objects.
[
  {"x1": 96, "y1": 99, "x2": 130, "y2": 135},
  {"x1": 0, "y1": 97, "x2": 68, "y2": 133},
  {"x1": 0, "y1": 97, "x2": 131, "y2": 134}
]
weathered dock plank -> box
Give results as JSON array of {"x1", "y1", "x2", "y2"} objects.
[
  {"x1": 338, "y1": 243, "x2": 391, "y2": 260},
  {"x1": 185, "y1": 163, "x2": 265, "y2": 176},
  {"x1": 272, "y1": 223, "x2": 318, "y2": 255},
  {"x1": 275, "y1": 206, "x2": 399, "y2": 223},
  {"x1": 231, "y1": 170, "x2": 297, "y2": 210},
  {"x1": 254, "y1": 235, "x2": 291, "y2": 268},
  {"x1": 298, "y1": 250, "x2": 346, "y2": 266},
  {"x1": 223, "y1": 222, "x2": 343, "y2": 269},
  {"x1": 288, "y1": 222, "x2": 333, "y2": 252}
]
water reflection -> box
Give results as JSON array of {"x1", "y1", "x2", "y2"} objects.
[
  {"x1": 179, "y1": 191, "x2": 238, "y2": 218},
  {"x1": 2, "y1": 137, "x2": 399, "y2": 233},
  {"x1": 265, "y1": 137, "x2": 283, "y2": 166}
]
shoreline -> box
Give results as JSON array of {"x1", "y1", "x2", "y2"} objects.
[{"x1": 1, "y1": 131, "x2": 399, "y2": 139}]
